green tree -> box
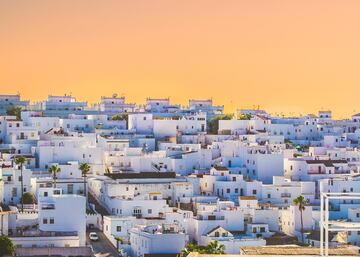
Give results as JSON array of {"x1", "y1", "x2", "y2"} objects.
[
  {"x1": 112, "y1": 113, "x2": 129, "y2": 129},
  {"x1": 20, "y1": 192, "x2": 35, "y2": 204},
  {"x1": 79, "y1": 163, "x2": 90, "y2": 197},
  {"x1": 181, "y1": 243, "x2": 206, "y2": 256},
  {"x1": 208, "y1": 114, "x2": 233, "y2": 134},
  {"x1": 181, "y1": 241, "x2": 225, "y2": 256},
  {"x1": 6, "y1": 106, "x2": 22, "y2": 120},
  {"x1": 293, "y1": 195, "x2": 309, "y2": 243},
  {"x1": 14, "y1": 156, "x2": 26, "y2": 212},
  {"x1": 114, "y1": 237, "x2": 124, "y2": 250},
  {"x1": 238, "y1": 113, "x2": 252, "y2": 120},
  {"x1": 206, "y1": 240, "x2": 225, "y2": 254},
  {"x1": 48, "y1": 165, "x2": 61, "y2": 188},
  {"x1": 0, "y1": 236, "x2": 15, "y2": 256}
]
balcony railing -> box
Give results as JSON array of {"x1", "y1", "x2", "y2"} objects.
[
  {"x1": 10, "y1": 230, "x2": 77, "y2": 237},
  {"x1": 281, "y1": 193, "x2": 291, "y2": 198},
  {"x1": 40, "y1": 203, "x2": 55, "y2": 210}
]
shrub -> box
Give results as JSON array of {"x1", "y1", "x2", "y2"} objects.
[{"x1": 21, "y1": 192, "x2": 35, "y2": 204}]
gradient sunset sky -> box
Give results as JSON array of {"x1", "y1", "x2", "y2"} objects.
[{"x1": 1, "y1": 0, "x2": 360, "y2": 118}]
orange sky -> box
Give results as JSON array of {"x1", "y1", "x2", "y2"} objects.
[{"x1": 1, "y1": 0, "x2": 360, "y2": 118}]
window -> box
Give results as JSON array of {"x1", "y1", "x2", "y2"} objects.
[
  {"x1": 43, "y1": 218, "x2": 48, "y2": 224},
  {"x1": 44, "y1": 192, "x2": 48, "y2": 197},
  {"x1": 148, "y1": 209, "x2": 152, "y2": 214},
  {"x1": 68, "y1": 184, "x2": 74, "y2": 194},
  {"x1": 252, "y1": 190, "x2": 257, "y2": 195},
  {"x1": 12, "y1": 188, "x2": 17, "y2": 197},
  {"x1": 226, "y1": 189, "x2": 230, "y2": 193},
  {"x1": 50, "y1": 217, "x2": 54, "y2": 224},
  {"x1": 117, "y1": 226, "x2": 122, "y2": 232},
  {"x1": 18, "y1": 176, "x2": 22, "y2": 182}
]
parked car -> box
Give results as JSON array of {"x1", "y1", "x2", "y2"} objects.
[{"x1": 89, "y1": 232, "x2": 99, "y2": 241}]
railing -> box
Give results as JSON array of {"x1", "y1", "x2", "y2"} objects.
[
  {"x1": 15, "y1": 247, "x2": 94, "y2": 257},
  {"x1": 281, "y1": 193, "x2": 291, "y2": 198},
  {"x1": 196, "y1": 215, "x2": 225, "y2": 221},
  {"x1": 10, "y1": 230, "x2": 77, "y2": 237},
  {"x1": 40, "y1": 203, "x2": 55, "y2": 210},
  {"x1": 151, "y1": 162, "x2": 161, "y2": 172},
  {"x1": 133, "y1": 213, "x2": 142, "y2": 218},
  {"x1": 16, "y1": 204, "x2": 37, "y2": 210},
  {"x1": 308, "y1": 170, "x2": 325, "y2": 174}
]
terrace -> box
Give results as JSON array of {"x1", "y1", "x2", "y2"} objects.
[{"x1": 10, "y1": 230, "x2": 78, "y2": 237}]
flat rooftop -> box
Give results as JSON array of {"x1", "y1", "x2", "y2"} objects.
[
  {"x1": 16, "y1": 247, "x2": 94, "y2": 257},
  {"x1": 186, "y1": 245, "x2": 360, "y2": 257},
  {"x1": 105, "y1": 172, "x2": 176, "y2": 179},
  {"x1": 240, "y1": 245, "x2": 359, "y2": 256}
]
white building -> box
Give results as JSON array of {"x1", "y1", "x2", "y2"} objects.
[
  {"x1": 37, "y1": 187, "x2": 86, "y2": 245},
  {"x1": 130, "y1": 223, "x2": 186, "y2": 257},
  {"x1": 1, "y1": 165, "x2": 32, "y2": 205},
  {"x1": 280, "y1": 205, "x2": 313, "y2": 240}
]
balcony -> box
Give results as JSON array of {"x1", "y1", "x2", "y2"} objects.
[
  {"x1": 308, "y1": 169, "x2": 325, "y2": 175},
  {"x1": 281, "y1": 193, "x2": 291, "y2": 198},
  {"x1": 10, "y1": 230, "x2": 77, "y2": 237},
  {"x1": 196, "y1": 215, "x2": 225, "y2": 221},
  {"x1": 133, "y1": 213, "x2": 142, "y2": 218},
  {"x1": 133, "y1": 207, "x2": 142, "y2": 218},
  {"x1": 40, "y1": 203, "x2": 55, "y2": 210}
]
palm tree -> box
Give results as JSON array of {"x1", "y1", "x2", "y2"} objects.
[
  {"x1": 114, "y1": 237, "x2": 124, "y2": 251},
  {"x1": 293, "y1": 195, "x2": 308, "y2": 243},
  {"x1": 79, "y1": 163, "x2": 90, "y2": 197},
  {"x1": 181, "y1": 243, "x2": 205, "y2": 257},
  {"x1": 48, "y1": 165, "x2": 61, "y2": 188},
  {"x1": 206, "y1": 240, "x2": 225, "y2": 254},
  {"x1": 14, "y1": 156, "x2": 26, "y2": 212}
]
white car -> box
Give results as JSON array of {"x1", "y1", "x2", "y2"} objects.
[{"x1": 89, "y1": 232, "x2": 99, "y2": 241}]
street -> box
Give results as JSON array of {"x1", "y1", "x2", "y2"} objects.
[{"x1": 86, "y1": 229, "x2": 120, "y2": 257}]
